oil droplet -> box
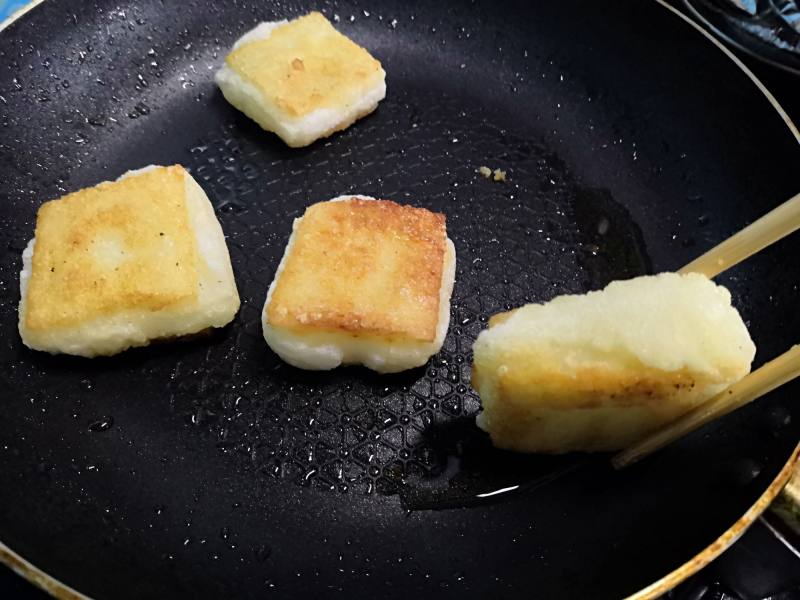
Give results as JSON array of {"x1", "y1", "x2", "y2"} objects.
[
  {"x1": 730, "y1": 458, "x2": 763, "y2": 486},
  {"x1": 254, "y1": 543, "x2": 272, "y2": 562},
  {"x1": 88, "y1": 417, "x2": 114, "y2": 432}
]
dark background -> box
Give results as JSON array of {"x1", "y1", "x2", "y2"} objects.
[{"x1": 1, "y1": 1, "x2": 799, "y2": 599}]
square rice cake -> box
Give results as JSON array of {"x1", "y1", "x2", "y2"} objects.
[
  {"x1": 18, "y1": 165, "x2": 240, "y2": 357},
  {"x1": 215, "y1": 11, "x2": 386, "y2": 147},
  {"x1": 472, "y1": 273, "x2": 755, "y2": 453},
  {"x1": 262, "y1": 196, "x2": 456, "y2": 373}
]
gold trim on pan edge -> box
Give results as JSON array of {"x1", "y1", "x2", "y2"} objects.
[
  {"x1": 627, "y1": 444, "x2": 800, "y2": 600},
  {"x1": 0, "y1": 1, "x2": 798, "y2": 599},
  {"x1": 783, "y1": 462, "x2": 800, "y2": 510},
  {"x1": 0, "y1": 541, "x2": 90, "y2": 600}
]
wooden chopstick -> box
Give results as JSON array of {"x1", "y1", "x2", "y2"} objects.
[
  {"x1": 613, "y1": 345, "x2": 800, "y2": 469},
  {"x1": 679, "y1": 191, "x2": 800, "y2": 278},
  {"x1": 611, "y1": 192, "x2": 800, "y2": 468}
]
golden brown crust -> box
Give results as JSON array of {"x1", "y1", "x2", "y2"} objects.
[
  {"x1": 475, "y1": 362, "x2": 716, "y2": 410},
  {"x1": 472, "y1": 359, "x2": 725, "y2": 453},
  {"x1": 25, "y1": 165, "x2": 198, "y2": 331},
  {"x1": 226, "y1": 12, "x2": 384, "y2": 117},
  {"x1": 267, "y1": 198, "x2": 447, "y2": 342}
]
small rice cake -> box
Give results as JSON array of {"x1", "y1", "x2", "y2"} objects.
[
  {"x1": 262, "y1": 196, "x2": 456, "y2": 373},
  {"x1": 472, "y1": 272, "x2": 755, "y2": 453},
  {"x1": 215, "y1": 11, "x2": 386, "y2": 148},
  {"x1": 18, "y1": 165, "x2": 240, "y2": 357}
]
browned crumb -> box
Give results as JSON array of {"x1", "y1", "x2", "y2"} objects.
[{"x1": 476, "y1": 165, "x2": 507, "y2": 182}]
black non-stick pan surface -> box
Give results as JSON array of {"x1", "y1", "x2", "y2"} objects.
[{"x1": 1, "y1": 1, "x2": 799, "y2": 598}]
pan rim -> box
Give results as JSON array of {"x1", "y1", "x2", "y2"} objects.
[
  {"x1": 0, "y1": 1, "x2": 798, "y2": 599},
  {"x1": 681, "y1": 0, "x2": 800, "y2": 77},
  {"x1": 0, "y1": 0, "x2": 45, "y2": 33},
  {"x1": 658, "y1": 0, "x2": 799, "y2": 143},
  {"x1": 0, "y1": 541, "x2": 90, "y2": 600},
  {"x1": 625, "y1": 444, "x2": 800, "y2": 600}
]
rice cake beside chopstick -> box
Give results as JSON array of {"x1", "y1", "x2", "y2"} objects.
[{"x1": 472, "y1": 273, "x2": 755, "y2": 453}]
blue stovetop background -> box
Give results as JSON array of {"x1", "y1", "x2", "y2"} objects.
[{"x1": 1, "y1": 0, "x2": 30, "y2": 21}]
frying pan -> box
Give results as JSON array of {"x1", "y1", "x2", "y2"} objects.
[{"x1": 1, "y1": 1, "x2": 799, "y2": 598}]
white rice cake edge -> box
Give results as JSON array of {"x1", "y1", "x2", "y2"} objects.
[
  {"x1": 214, "y1": 21, "x2": 387, "y2": 148},
  {"x1": 262, "y1": 195, "x2": 456, "y2": 373}
]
